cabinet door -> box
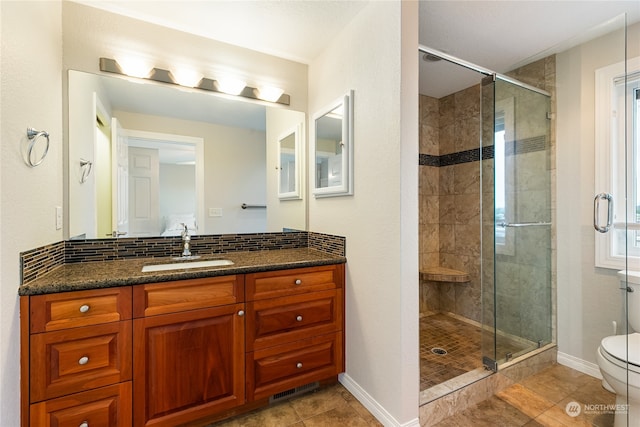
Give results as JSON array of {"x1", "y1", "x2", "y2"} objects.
[
  {"x1": 30, "y1": 382, "x2": 132, "y2": 427},
  {"x1": 133, "y1": 304, "x2": 245, "y2": 427}
]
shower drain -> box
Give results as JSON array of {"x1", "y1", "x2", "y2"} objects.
[{"x1": 431, "y1": 347, "x2": 448, "y2": 356}]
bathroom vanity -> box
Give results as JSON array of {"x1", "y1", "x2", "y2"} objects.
[{"x1": 19, "y1": 249, "x2": 345, "y2": 427}]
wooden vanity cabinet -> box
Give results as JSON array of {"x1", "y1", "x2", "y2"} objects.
[
  {"x1": 22, "y1": 264, "x2": 345, "y2": 427},
  {"x1": 21, "y1": 287, "x2": 133, "y2": 427},
  {"x1": 132, "y1": 275, "x2": 245, "y2": 427},
  {"x1": 245, "y1": 264, "x2": 345, "y2": 401}
]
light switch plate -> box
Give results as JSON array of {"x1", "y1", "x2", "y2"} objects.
[{"x1": 209, "y1": 208, "x2": 223, "y2": 217}]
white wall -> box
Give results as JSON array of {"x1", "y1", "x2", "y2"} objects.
[
  {"x1": 0, "y1": 2, "x2": 63, "y2": 426},
  {"x1": 115, "y1": 111, "x2": 267, "y2": 234},
  {"x1": 265, "y1": 108, "x2": 307, "y2": 231},
  {"x1": 556, "y1": 22, "x2": 640, "y2": 370},
  {"x1": 308, "y1": 2, "x2": 419, "y2": 425}
]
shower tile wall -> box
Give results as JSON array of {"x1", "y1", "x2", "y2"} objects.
[{"x1": 419, "y1": 86, "x2": 482, "y2": 323}]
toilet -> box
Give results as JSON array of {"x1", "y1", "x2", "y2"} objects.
[{"x1": 596, "y1": 270, "x2": 640, "y2": 427}]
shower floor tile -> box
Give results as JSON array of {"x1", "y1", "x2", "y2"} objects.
[
  {"x1": 420, "y1": 314, "x2": 484, "y2": 390},
  {"x1": 420, "y1": 313, "x2": 532, "y2": 391}
]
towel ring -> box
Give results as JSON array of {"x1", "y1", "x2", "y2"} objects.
[
  {"x1": 79, "y1": 158, "x2": 93, "y2": 183},
  {"x1": 26, "y1": 127, "x2": 50, "y2": 167}
]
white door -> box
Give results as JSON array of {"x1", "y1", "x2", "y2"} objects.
[
  {"x1": 128, "y1": 146, "x2": 160, "y2": 236},
  {"x1": 111, "y1": 118, "x2": 129, "y2": 238}
]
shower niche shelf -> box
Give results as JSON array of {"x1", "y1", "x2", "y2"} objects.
[{"x1": 420, "y1": 267, "x2": 470, "y2": 283}]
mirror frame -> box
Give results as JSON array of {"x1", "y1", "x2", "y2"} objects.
[
  {"x1": 311, "y1": 90, "x2": 354, "y2": 198},
  {"x1": 277, "y1": 123, "x2": 302, "y2": 200}
]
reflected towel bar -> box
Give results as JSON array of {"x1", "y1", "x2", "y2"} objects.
[
  {"x1": 241, "y1": 203, "x2": 266, "y2": 209},
  {"x1": 497, "y1": 222, "x2": 551, "y2": 228}
]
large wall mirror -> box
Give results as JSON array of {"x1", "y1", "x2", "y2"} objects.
[
  {"x1": 67, "y1": 70, "x2": 306, "y2": 239},
  {"x1": 311, "y1": 90, "x2": 354, "y2": 198}
]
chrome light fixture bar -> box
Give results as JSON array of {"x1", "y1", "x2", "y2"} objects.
[{"x1": 99, "y1": 57, "x2": 290, "y2": 106}]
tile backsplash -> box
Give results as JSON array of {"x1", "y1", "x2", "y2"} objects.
[{"x1": 20, "y1": 231, "x2": 345, "y2": 285}]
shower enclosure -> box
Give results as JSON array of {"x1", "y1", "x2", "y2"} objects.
[
  {"x1": 481, "y1": 75, "x2": 553, "y2": 369},
  {"x1": 418, "y1": 45, "x2": 554, "y2": 400}
]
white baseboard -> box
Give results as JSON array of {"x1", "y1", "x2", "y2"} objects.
[
  {"x1": 557, "y1": 351, "x2": 603, "y2": 379},
  {"x1": 339, "y1": 373, "x2": 420, "y2": 427}
]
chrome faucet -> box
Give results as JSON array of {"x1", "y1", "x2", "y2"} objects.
[{"x1": 181, "y1": 223, "x2": 192, "y2": 257}]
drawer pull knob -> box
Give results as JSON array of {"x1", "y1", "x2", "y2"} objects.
[
  {"x1": 238, "y1": 310, "x2": 245, "y2": 317},
  {"x1": 79, "y1": 422, "x2": 89, "y2": 427},
  {"x1": 296, "y1": 362, "x2": 303, "y2": 369},
  {"x1": 78, "y1": 356, "x2": 89, "y2": 365},
  {"x1": 296, "y1": 315, "x2": 303, "y2": 322},
  {"x1": 295, "y1": 279, "x2": 302, "y2": 285},
  {"x1": 79, "y1": 304, "x2": 90, "y2": 313}
]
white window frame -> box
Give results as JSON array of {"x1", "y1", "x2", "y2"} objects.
[{"x1": 595, "y1": 56, "x2": 640, "y2": 269}]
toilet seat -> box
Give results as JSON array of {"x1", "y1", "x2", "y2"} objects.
[{"x1": 601, "y1": 333, "x2": 640, "y2": 373}]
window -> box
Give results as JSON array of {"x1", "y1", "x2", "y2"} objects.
[
  {"x1": 595, "y1": 57, "x2": 640, "y2": 269},
  {"x1": 495, "y1": 97, "x2": 515, "y2": 255}
]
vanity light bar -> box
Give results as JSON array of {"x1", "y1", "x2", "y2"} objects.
[{"x1": 99, "y1": 57, "x2": 290, "y2": 106}]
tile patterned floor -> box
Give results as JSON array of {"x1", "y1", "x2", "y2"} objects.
[
  {"x1": 206, "y1": 383, "x2": 382, "y2": 427},
  {"x1": 432, "y1": 364, "x2": 617, "y2": 427},
  {"x1": 419, "y1": 313, "x2": 531, "y2": 390},
  {"x1": 420, "y1": 314, "x2": 484, "y2": 389},
  {"x1": 205, "y1": 364, "x2": 616, "y2": 426}
]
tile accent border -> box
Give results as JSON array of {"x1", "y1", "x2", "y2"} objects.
[
  {"x1": 20, "y1": 231, "x2": 345, "y2": 285},
  {"x1": 419, "y1": 136, "x2": 546, "y2": 167}
]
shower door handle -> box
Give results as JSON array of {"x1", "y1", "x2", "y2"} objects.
[{"x1": 594, "y1": 193, "x2": 613, "y2": 233}]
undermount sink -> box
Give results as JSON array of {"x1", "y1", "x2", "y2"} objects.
[{"x1": 142, "y1": 259, "x2": 234, "y2": 273}]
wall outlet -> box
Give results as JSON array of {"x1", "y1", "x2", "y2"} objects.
[
  {"x1": 209, "y1": 208, "x2": 223, "y2": 217},
  {"x1": 55, "y1": 206, "x2": 63, "y2": 230}
]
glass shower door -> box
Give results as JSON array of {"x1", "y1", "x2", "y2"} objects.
[{"x1": 481, "y1": 76, "x2": 552, "y2": 368}]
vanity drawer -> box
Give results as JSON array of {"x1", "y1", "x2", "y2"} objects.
[
  {"x1": 246, "y1": 290, "x2": 342, "y2": 351},
  {"x1": 246, "y1": 332, "x2": 343, "y2": 401},
  {"x1": 132, "y1": 275, "x2": 244, "y2": 317},
  {"x1": 245, "y1": 264, "x2": 343, "y2": 301},
  {"x1": 30, "y1": 321, "x2": 132, "y2": 403},
  {"x1": 30, "y1": 382, "x2": 132, "y2": 427},
  {"x1": 30, "y1": 287, "x2": 132, "y2": 333}
]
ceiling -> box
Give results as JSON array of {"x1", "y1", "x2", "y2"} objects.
[{"x1": 74, "y1": 0, "x2": 640, "y2": 99}]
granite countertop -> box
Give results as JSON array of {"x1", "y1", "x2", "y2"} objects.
[{"x1": 19, "y1": 248, "x2": 346, "y2": 296}]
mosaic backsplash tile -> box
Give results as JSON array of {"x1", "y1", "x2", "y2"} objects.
[
  {"x1": 21, "y1": 231, "x2": 345, "y2": 285},
  {"x1": 20, "y1": 241, "x2": 65, "y2": 285}
]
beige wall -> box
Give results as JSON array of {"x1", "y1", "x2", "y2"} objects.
[
  {"x1": 0, "y1": 2, "x2": 63, "y2": 425},
  {"x1": 556, "y1": 21, "x2": 640, "y2": 371},
  {"x1": 115, "y1": 111, "x2": 267, "y2": 234},
  {"x1": 61, "y1": 1, "x2": 308, "y2": 112},
  {"x1": 308, "y1": 1, "x2": 420, "y2": 424}
]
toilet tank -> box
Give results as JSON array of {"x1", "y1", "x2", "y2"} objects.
[{"x1": 617, "y1": 270, "x2": 640, "y2": 331}]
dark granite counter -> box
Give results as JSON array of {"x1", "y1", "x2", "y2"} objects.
[{"x1": 19, "y1": 248, "x2": 346, "y2": 296}]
